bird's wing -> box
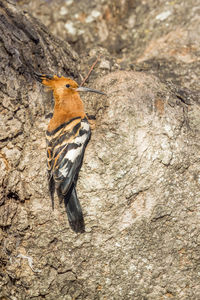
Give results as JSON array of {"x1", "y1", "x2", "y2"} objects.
[{"x1": 46, "y1": 117, "x2": 91, "y2": 197}]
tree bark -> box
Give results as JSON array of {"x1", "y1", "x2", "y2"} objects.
[{"x1": 0, "y1": 1, "x2": 200, "y2": 300}]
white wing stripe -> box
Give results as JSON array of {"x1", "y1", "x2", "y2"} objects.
[
  {"x1": 81, "y1": 121, "x2": 90, "y2": 131},
  {"x1": 74, "y1": 133, "x2": 88, "y2": 144},
  {"x1": 66, "y1": 145, "x2": 84, "y2": 162}
]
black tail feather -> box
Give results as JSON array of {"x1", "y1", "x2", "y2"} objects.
[
  {"x1": 49, "y1": 175, "x2": 55, "y2": 210},
  {"x1": 64, "y1": 186, "x2": 85, "y2": 233}
]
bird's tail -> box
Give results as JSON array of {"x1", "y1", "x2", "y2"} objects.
[{"x1": 64, "y1": 186, "x2": 85, "y2": 233}]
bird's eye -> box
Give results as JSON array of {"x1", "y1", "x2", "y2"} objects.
[{"x1": 66, "y1": 84, "x2": 70, "y2": 88}]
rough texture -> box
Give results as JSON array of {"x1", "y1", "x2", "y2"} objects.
[
  {"x1": 19, "y1": 0, "x2": 200, "y2": 89},
  {"x1": 1, "y1": 0, "x2": 200, "y2": 299}
]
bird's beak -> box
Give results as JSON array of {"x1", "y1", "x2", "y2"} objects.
[{"x1": 75, "y1": 86, "x2": 106, "y2": 95}]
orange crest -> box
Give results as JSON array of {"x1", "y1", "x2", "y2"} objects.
[{"x1": 35, "y1": 73, "x2": 78, "y2": 90}]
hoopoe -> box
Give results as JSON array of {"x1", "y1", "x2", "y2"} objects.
[{"x1": 35, "y1": 73, "x2": 105, "y2": 233}]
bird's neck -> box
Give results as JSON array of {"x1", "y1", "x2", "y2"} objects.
[{"x1": 47, "y1": 92, "x2": 86, "y2": 132}]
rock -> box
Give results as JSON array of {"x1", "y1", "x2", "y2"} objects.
[
  {"x1": 1, "y1": 0, "x2": 200, "y2": 299},
  {"x1": 2, "y1": 69, "x2": 199, "y2": 299},
  {"x1": 99, "y1": 59, "x2": 111, "y2": 70}
]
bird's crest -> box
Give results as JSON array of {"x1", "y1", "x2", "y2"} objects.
[
  {"x1": 34, "y1": 71, "x2": 106, "y2": 95},
  {"x1": 34, "y1": 73, "x2": 78, "y2": 90}
]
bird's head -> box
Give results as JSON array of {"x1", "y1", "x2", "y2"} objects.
[{"x1": 34, "y1": 73, "x2": 106, "y2": 96}]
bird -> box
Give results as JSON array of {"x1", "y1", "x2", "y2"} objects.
[{"x1": 34, "y1": 73, "x2": 106, "y2": 233}]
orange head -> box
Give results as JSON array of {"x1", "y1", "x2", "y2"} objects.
[
  {"x1": 34, "y1": 72, "x2": 106, "y2": 129},
  {"x1": 34, "y1": 72, "x2": 106, "y2": 96}
]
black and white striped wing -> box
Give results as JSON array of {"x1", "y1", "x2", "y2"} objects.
[{"x1": 46, "y1": 118, "x2": 91, "y2": 197}]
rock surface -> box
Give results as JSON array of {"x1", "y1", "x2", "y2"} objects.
[
  {"x1": 19, "y1": 0, "x2": 200, "y2": 89},
  {"x1": 0, "y1": 0, "x2": 200, "y2": 299}
]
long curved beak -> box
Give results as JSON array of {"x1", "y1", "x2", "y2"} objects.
[{"x1": 76, "y1": 86, "x2": 106, "y2": 95}]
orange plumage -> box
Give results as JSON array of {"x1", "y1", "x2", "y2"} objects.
[
  {"x1": 35, "y1": 72, "x2": 105, "y2": 233},
  {"x1": 41, "y1": 76, "x2": 86, "y2": 131}
]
